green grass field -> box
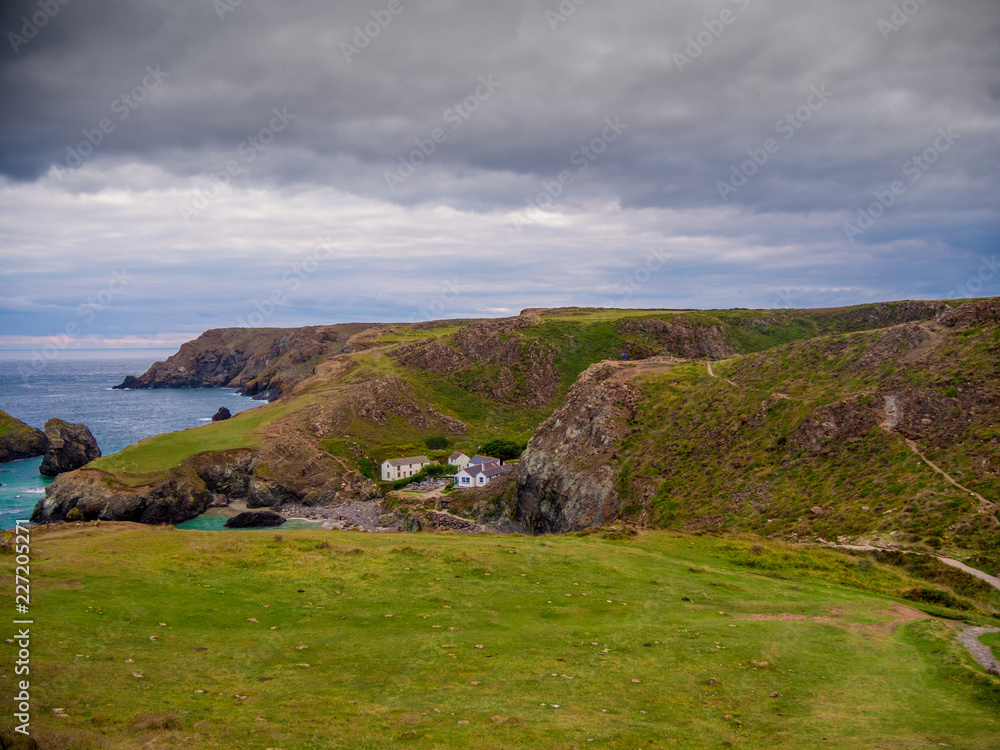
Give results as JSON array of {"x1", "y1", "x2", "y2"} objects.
[{"x1": 3, "y1": 526, "x2": 999, "y2": 749}]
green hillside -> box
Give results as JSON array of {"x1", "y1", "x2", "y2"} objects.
[
  {"x1": 609, "y1": 306, "x2": 1000, "y2": 568},
  {"x1": 2, "y1": 523, "x2": 997, "y2": 749},
  {"x1": 88, "y1": 301, "x2": 951, "y2": 483}
]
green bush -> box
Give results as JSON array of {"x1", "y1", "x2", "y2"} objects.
[
  {"x1": 358, "y1": 458, "x2": 377, "y2": 481},
  {"x1": 425, "y1": 435, "x2": 449, "y2": 450},
  {"x1": 481, "y1": 438, "x2": 524, "y2": 461}
]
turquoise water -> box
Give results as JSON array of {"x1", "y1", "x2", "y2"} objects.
[
  {"x1": 175, "y1": 508, "x2": 324, "y2": 531},
  {"x1": 0, "y1": 350, "x2": 261, "y2": 529}
]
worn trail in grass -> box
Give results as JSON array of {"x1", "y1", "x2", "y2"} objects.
[{"x1": 3, "y1": 526, "x2": 1000, "y2": 749}]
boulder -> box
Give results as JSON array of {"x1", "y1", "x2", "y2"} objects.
[
  {"x1": 0, "y1": 409, "x2": 47, "y2": 464},
  {"x1": 211, "y1": 407, "x2": 232, "y2": 422},
  {"x1": 39, "y1": 418, "x2": 101, "y2": 477},
  {"x1": 224, "y1": 511, "x2": 287, "y2": 529}
]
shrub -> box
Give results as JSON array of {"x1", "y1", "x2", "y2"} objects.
[
  {"x1": 358, "y1": 458, "x2": 377, "y2": 481},
  {"x1": 481, "y1": 438, "x2": 524, "y2": 461},
  {"x1": 425, "y1": 435, "x2": 449, "y2": 450}
]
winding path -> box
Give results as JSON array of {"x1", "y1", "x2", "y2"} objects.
[
  {"x1": 701, "y1": 358, "x2": 999, "y2": 672},
  {"x1": 820, "y1": 542, "x2": 1000, "y2": 676},
  {"x1": 957, "y1": 627, "x2": 1000, "y2": 676},
  {"x1": 900, "y1": 437, "x2": 997, "y2": 522},
  {"x1": 705, "y1": 360, "x2": 738, "y2": 387}
]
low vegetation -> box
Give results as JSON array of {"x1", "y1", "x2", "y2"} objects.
[{"x1": 2, "y1": 524, "x2": 998, "y2": 749}]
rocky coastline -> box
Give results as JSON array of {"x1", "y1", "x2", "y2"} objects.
[{"x1": 0, "y1": 409, "x2": 47, "y2": 464}]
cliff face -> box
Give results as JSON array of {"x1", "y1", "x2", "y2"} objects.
[
  {"x1": 115, "y1": 324, "x2": 376, "y2": 400},
  {"x1": 617, "y1": 318, "x2": 736, "y2": 360},
  {"x1": 511, "y1": 306, "x2": 1000, "y2": 561},
  {"x1": 516, "y1": 361, "x2": 644, "y2": 533},
  {"x1": 31, "y1": 445, "x2": 383, "y2": 525},
  {"x1": 394, "y1": 317, "x2": 561, "y2": 407},
  {"x1": 38, "y1": 418, "x2": 101, "y2": 476},
  {"x1": 0, "y1": 409, "x2": 47, "y2": 464}
]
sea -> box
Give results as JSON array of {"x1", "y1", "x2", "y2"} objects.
[{"x1": 0, "y1": 349, "x2": 306, "y2": 531}]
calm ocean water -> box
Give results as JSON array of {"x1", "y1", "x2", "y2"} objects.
[{"x1": 0, "y1": 350, "x2": 262, "y2": 529}]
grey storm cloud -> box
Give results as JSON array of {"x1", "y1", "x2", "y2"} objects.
[
  {"x1": 1, "y1": 0, "x2": 997, "y2": 210},
  {"x1": 0, "y1": 0, "x2": 998, "y2": 348}
]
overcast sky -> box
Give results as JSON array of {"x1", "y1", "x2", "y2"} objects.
[{"x1": 0, "y1": 0, "x2": 997, "y2": 350}]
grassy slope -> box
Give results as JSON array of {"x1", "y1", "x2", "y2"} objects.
[
  {"x1": 615, "y1": 322, "x2": 1000, "y2": 566},
  {"x1": 88, "y1": 397, "x2": 306, "y2": 483},
  {"x1": 3, "y1": 525, "x2": 999, "y2": 750},
  {"x1": 0, "y1": 409, "x2": 42, "y2": 443}
]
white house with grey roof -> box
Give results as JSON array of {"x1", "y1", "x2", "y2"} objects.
[
  {"x1": 455, "y1": 460, "x2": 512, "y2": 488},
  {"x1": 381, "y1": 455, "x2": 431, "y2": 481}
]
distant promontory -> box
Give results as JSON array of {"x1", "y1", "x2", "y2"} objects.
[{"x1": 114, "y1": 324, "x2": 384, "y2": 401}]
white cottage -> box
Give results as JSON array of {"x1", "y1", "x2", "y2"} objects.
[
  {"x1": 448, "y1": 452, "x2": 470, "y2": 469},
  {"x1": 381, "y1": 455, "x2": 431, "y2": 482},
  {"x1": 455, "y1": 460, "x2": 511, "y2": 488}
]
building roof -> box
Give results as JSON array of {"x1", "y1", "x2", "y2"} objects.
[
  {"x1": 469, "y1": 455, "x2": 501, "y2": 466},
  {"x1": 383, "y1": 455, "x2": 431, "y2": 467},
  {"x1": 458, "y1": 460, "x2": 501, "y2": 477},
  {"x1": 449, "y1": 451, "x2": 468, "y2": 460},
  {"x1": 482, "y1": 464, "x2": 513, "y2": 478}
]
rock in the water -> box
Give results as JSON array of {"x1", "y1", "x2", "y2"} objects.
[
  {"x1": 39, "y1": 418, "x2": 100, "y2": 477},
  {"x1": 224, "y1": 511, "x2": 287, "y2": 529},
  {"x1": 0, "y1": 409, "x2": 47, "y2": 464},
  {"x1": 211, "y1": 407, "x2": 232, "y2": 422}
]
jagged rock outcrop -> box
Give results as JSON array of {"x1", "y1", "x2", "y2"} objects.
[
  {"x1": 114, "y1": 323, "x2": 376, "y2": 400},
  {"x1": 516, "y1": 362, "x2": 638, "y2": 533},
  {"x1": 211, "y1": 407, "x2": 232, "y2": 421},
  {"x1": 394, "y1": 317, "x2": 560, "y2": 407},
  {"x1": 33, "y1": 450, "x2": 253, "y2": 524},
  {"x1": 0, "y1": 409, "x2": 47, "y2": 464},
  {"x1": 32, "y1": 469, "x2": 210, "y2": 525},
  {"x1": 224, "y1": 511, "x2": 286, "y2": 528},
  {"x1": 307, "y1": 376, "x2": 468, "y2": 439},
  {"x1": 39, "y1": 418, "x2": 101, "y2": 476},
  {"x1": 424, "y1": 510, "x2": 478, "y2": 531},
  {"x1": 812, "y1": 300, "x2": 947, "y2": 331},
  {"x1": 936, "y1": 298, "x2": 1000, "y2": 328},
  {"x1": 618, "y1": 318, "x2": 736, "y2": 360},
  {"x1": 790, "y1": 395, "x2": 882, "y2": 455}
]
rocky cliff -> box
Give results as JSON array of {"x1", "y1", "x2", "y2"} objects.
[
  {"x1": 516, "y1": 361, "x2": 646, "y2": 533},
  {"x1": 38, "y1": 418, "x2": 101, "y2": 476},
  {"x1": 115, "y1": 323, "x2": 376, "y2": 400},
  {"x1": 32, "y1": 444, "x2": 383, "y2": 525},
  {"x1": 394, "y1": 317, "x2": 561, "y2": 407},
  {"x1": 0, "y1": 409, "x2": 47, "y2": 464},
  {"x1": 512, "y1": 303, "x2": 1000, "y2": 565},
  {"x1": 37, "y1": 299, "x2": 1000, "y2": 548},
  {"x1": 617, "y1": 318, "x2": 736, "y2": 359}
]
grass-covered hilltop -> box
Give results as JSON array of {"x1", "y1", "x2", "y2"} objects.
[
  {"x1": 31, "y1": 298, "x2": 1000, "y2": 567},
  {"x1": 0, "y1": 408, "x2": 47, "y2": 464},
  {"x1": 6, "y1": 298, "x2": 1000, "y2": 749}
]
